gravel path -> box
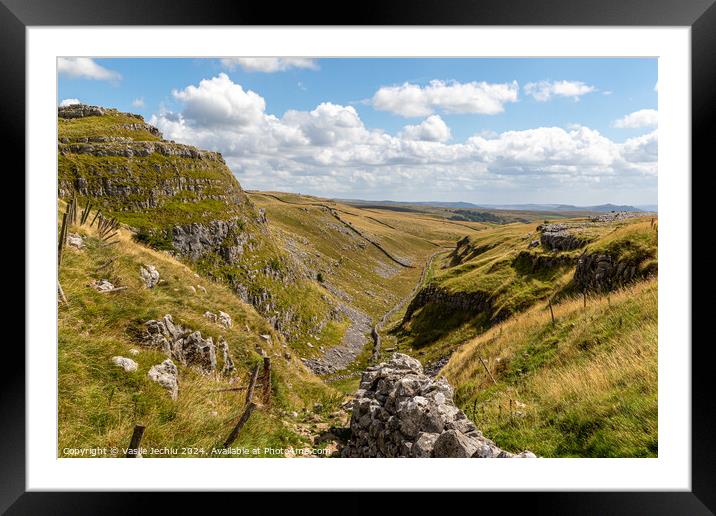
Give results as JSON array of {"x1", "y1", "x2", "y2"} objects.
[{"x1": 302, "y1": 301, "x2": 372, "y2": 375}]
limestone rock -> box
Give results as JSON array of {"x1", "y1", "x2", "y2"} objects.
[
  {"x1": 111, "y1": 356, "x2": 138, "y2": 372},
  {"x1": 432, "y1": 430, "x2": 479, "y2": 458},
  {"x1": 143, "y1": 314, "x2": 217, "y2": 373},
  {"x1": 67, "y1": 233, "x2": 84, "y2": 249},
  {"x1": 411, "y1": 432, "x2": 439, "y2": 458},
  {"x1": 341, "y1": 353, "x2": 535, "y2": 459},
  {"x1": 148, "y1": 359, "x2": 179, "y2": 400},
  {"x1": 90, "y1": 279, "x2": 115, "y2": 292},
  {"x1": 177, "y1": 331, "x2": 216, "y2": 373},
  {"x1": 139, "y1": 264, "x2": 160, "y2": 288},
  {"x1": 218, "y1": 311, "x2": 232, "y2": 328},
  {"x1": 219, "y1": 336, "x2": 235, "y2": 375}
]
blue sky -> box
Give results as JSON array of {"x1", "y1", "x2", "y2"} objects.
[{"x1": 58, "y1": 57, "x2": 658, "y2": 205}]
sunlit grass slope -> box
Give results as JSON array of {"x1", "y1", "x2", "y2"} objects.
[
  {"x1": 58, "y1": 206, "x2": 341, "y2": 457},
  {"x1": 442, "y1": 278, "x2": 657, "y2": 457}
]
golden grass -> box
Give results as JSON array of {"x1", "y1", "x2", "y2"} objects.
[
  {"x1": 442, "y1": 278, "x2": 657, "y2": 457},
  {"x1": 58, "y1": 204, "x2": 340, "y2": 457}
]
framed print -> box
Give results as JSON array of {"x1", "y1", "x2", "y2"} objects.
[{"x1": 6, "y1": 0, "x2": 710, "y2": 512}]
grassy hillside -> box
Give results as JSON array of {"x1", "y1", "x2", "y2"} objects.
[
  {"x1": 58, "y1": 106, "x2": 341, "y2": 351},
  {"x1": 442, "y1": 278, "x2": 657, "y2": 457},
  {"x1": 249, "y1": 191, "x2": 480, "y2": 322},
  {"x1": 390, "y1": 215, "x2": 657, "y2": 363},
  {"x1": 58, "y1": 203, "x2": 342, "y2": 457}
]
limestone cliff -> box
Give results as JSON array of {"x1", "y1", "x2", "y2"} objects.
[{"x1": 57, "y1": 105, "x2": 339, "y2": 345}]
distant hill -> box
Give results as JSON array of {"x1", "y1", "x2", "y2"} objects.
[
  {"x1": 477, "y1": 203, "x2": 645, "y2": 213},
  {"x1": 336, "y1": 198, "x2": 645, "y2": 213}
]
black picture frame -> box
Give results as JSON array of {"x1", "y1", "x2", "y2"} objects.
[{"x1": 6, "y1": 0, "x2": 708, "y2": 512}]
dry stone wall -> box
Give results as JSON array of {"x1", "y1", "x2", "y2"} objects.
[{"x1": 341, "y1": 354, "x2": 536, "y2": 458}]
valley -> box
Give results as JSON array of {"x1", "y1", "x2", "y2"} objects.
[{"x1": 57, "y1": 105, "x2": 658, "y2": 458}]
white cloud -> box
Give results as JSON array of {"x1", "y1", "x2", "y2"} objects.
[
  {"x1": 371, "y1": 80, "x2": 519, "y2": 117},
  {"x1": 151, "y1": 74, "x2": 656, "y2": 200},
  {"x1": 171, "y1": 73, "x2": 266, "y2": 127},
  {"x1": 57, "y1": 57, "x2": 121, "y2": 82},
  {"x1": 220, "y1": 58, "x2": 318, "y2": 73},
  {"x1": 132, "y1": 97, "x2": 145, "y2": 108},
  {"x1": 400, "y1": 115, "x2": 452, "y2": 142},
  {"x1": 612, "y1": 109, "x2": 658, "y2": 129},
  {"x1": 524, "y1": 80, "x2": 595, "y2": 102},
  {"x1": 59, "y1": 98, "x2": 80, "y2": 107},
  {"x1": 620, "y1": 130, "x2": 658, "y2": 163}
]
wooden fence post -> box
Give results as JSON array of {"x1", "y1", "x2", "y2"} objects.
[
  {"x1": 58, "y1": 282, "x2": 67, "y2": 304},
  {"x1": 262, "y1": 357, "x2": 272, "y2": 406},
  {"x1": 222, "y1": 402, "x2": 257, "y2": 448},
  {"x1": 583, "y1": 290, "x2": 587, "y2": 309},
  {"x1": 548, "y1": 298, "x2": 555, "y2": 325},
  {"x1": 58, "y1": 211, "x2": 69, "y2": 266},
  {"x1": 478, "y1": 355, "x2": 498, "y2": 385},
  {"x1": 126, "y1": 424, "x2": 146, "y2": 458},
  {"x1": 245, "y1": 364, "x2": 260, "y2": 405}
]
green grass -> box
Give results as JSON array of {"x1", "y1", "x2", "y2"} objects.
[
  {"x1": 59, "y1": 111, "x2": 162, "y2": 141},
  {"x1": 442, "y1": 278, "x2": 657, "y2": 457},
  {"x1": 58, "y1": 112, "x2": 343, "y2": 351},
  {"x1": 58, "y1": 208, "x2": 339, "y2": 457},
  {"x1": 396, "y1": 216, "x2": 658, "y2": 360}
]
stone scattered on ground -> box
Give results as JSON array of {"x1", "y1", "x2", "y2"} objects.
[
  {"x1": 144, "y1": 314, "x2": 217, "y2": 373},
  {"x1": 148, "y1": 359, "x2": 179, "y2": 400},
  {"x1": 90, "y1": 279, "x2": 115, "y2": 292},
  {"x1": 67, "y1": 233, "x2": 84, "y2": 249},
  {"x1": 189, "y1": 285, "x2": 197, "y2": 294},
  {"x1": 139, "y1": 264, "x2": 160, "y2": 288},
  {"x1": 302, "y1": 302, "x2": 371, "y2": 375},
  {"x1": 111, "y1": 356, "x2": 138, "y2": 372},
  {"x1": 128, "y1": 348, "x2": 140, "y2": 356},
  {"x1": 341, "y1": 353, "x2": 536, "y2": 458},
  {"x1": 590, "y1": 211, "x2": 653, "y2": 223},
  {"x1": 204, "y1": 311, "x2": 218, "y2": 323},
  {"x1": 218, "y1": 311, "x2": 232, "y2": 328},
  {"x1": 197, "y1": 285, "x2": 207, "y2": 294}
]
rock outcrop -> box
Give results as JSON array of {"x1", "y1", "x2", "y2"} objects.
[
  {"x1": 148, "y1": 359, "x2": 179, "y2": 400},
  {"x1": 341, "y1": 354, "x2": 536, "y2": 458},
  {"x1": 538, "y1": 223, "x2": 590, "y2": 251},
  {"x1": 171, "y1": 220, "x2": 251, "y2": 262},
  {"x1": 402, "y1": 284, "x2": 491, "y2": 325},
  {"x1": 140, "y1": 264, "x2": 160, "y2": 288},
  {"x1": 143, "y1": 314, "x2": 217, "y2": 373},
  {"x1": 573, "y1": 252, "x2": 653, "y2": 292},
  {"x1": 58, "y1": 104, "x2": 114, "y2": 119}
]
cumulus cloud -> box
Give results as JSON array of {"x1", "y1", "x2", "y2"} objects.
[
  {"x1": 220, "y1": 57, "x2": 318, "y2": 73},
  {"x1": 400, "y1": 115, "x2": 452, "y2": 142},
  {"x1": 371, "y1": 80, "x2": 519, "y2": 117},
  {"x1": 612, "y1": 109, "x2": 658, "y2": 129},
  {"x1": 59, "y1": 98, "x2": 80, "y2": 107},
  {"x1": 57, "y1": 57, "x2": 121, "y2": 82},
  {"x1": 171, "y1": 73, "x2": 266, "y2": 127},
  {"x1": 524, "y1": 80, "x2": 595, "y2": 102},
  {"x1": 151, "y1": 74, "x2": 656, "y2": 199},
  {"x1": 132, "y1": 97, "x2": 145, "y2": 108}
]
